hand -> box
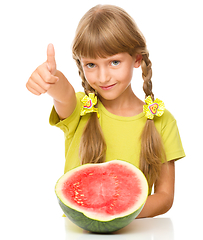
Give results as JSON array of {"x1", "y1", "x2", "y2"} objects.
[{"x1": 26, "y1": 44, "x2": 59, "y2": 95}]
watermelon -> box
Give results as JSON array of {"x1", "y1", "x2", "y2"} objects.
[{"x1": 55, "y1": 160, "x2": 148, "y2": 233}]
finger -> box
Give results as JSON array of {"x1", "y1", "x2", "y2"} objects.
[
  {"x1": 26, "y1": 82, "x2": 41, "y2": 96},
  {"x1": 28, "y1": 71, "x2": 53, "y2": 92},
  {"x1": 27, "y1": 77, "x2": 49, "y2": 95},
  {"x1": 47, "y1": 43, "x2": 56, "y2": 74},
  {"x1": 37, "y1": 63, "x2": 59, "y2": 84}
]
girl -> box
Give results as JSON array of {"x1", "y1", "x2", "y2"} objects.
[{"x1": 26, "y1": 5, "x2": 185, "y2": 218}]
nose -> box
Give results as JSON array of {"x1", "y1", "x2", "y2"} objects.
[{"x1": 98, "y1": 66, "x2": 111, "y2": 84}]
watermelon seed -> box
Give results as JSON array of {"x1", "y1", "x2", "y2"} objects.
[
  {"x1": 73, "y1": 182, "x2": 80, "y2": 186},
  {"x1": 80, "y1": 194, "x2": 85, "y2": 196},
  {"x1": 89, "y1": 173, "x2": 93, "y2": 175}
]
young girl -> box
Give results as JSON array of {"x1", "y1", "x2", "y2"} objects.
[{"x1": 26, "y1": 5, "x2": 185, "y2": 218}]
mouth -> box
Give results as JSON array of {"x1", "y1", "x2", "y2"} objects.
[{"x1": 99, "y1": 83, "x2": 117, "y2": 90}]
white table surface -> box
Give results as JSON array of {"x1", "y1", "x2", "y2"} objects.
[
  {"x1": 62, "y1": 217, "x2": 201, "y2": 240},
  {"x1": 63, "y1": 217, "x2": 174, "y2": 240},
  {"x1": 4, "y1": 215, "x2": 196, "y2": 240}
]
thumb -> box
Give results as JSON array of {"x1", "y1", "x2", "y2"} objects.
[{"x1": 47, "y1": 43, "x2": 56, "y2": 74}]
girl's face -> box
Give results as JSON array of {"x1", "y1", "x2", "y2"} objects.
[{"x1": 81, "y1": 53, "x2": 141, "y2": 102}]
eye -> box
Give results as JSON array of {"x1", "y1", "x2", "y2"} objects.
[
  {"x1": 86, "y1": 63, "x2": 96, "y2": 69},
  {"x1": 111, "y1": 60, "x2": 120, "y2": 66}
]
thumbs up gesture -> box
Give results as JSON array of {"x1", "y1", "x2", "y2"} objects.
[{"x1": 26, "y1": 44, "x2": 59, "y2": 95}]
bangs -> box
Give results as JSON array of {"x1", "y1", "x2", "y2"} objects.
[
  {"x1": 75, "y1": 33, "x2": 125, "y2": 59},
  {"x1": 72, "y1": 6, "x2": 143, "y2": 60},
  {"x1": 75, "y1": 23, "x2": 133, "y2": 59}
]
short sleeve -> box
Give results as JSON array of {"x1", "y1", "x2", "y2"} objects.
[
  {"x1": 160, "y1": 110, "x2": 186, "y2": 161},
  {"x1": 49, "y1": 92, "x2": 85, "y2": 138}
]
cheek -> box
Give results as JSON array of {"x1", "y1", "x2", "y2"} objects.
[
  {"x1": 115, "y1": 67, "x2": 134, "y2": 83},
  {"x1": 83, "y1": 71, "x2": 96, "y2": 87},
  {"x1": 82, "y1": 68, "x2": 92, "y2": 82}
]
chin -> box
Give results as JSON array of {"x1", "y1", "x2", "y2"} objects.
[{"x1": 98, "y1": 92, "x2": 121, "y2": 102}]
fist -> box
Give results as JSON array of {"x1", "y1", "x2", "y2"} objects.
[{"x1": 26, "y1": 44, "x2": 59, "y2": 95}]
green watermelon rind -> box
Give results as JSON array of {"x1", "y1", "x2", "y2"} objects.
[
  {"x1": 55, "y1": 160, "x2": 148, "y2": 233},
  {"x1": 58, "y1": 197, "x2": 144, "y2": 233}
]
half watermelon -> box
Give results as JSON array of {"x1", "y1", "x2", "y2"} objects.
[{"x1": 55, "y1": 160, "x2": 148, "y2": 233}]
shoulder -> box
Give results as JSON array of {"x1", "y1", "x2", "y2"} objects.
[
  {"x1": 162, "y1": 109, "x2": 176, "y2": 123},
  {"x1": 155, "y1": 108, "x2": 175, "y2": 125},
  {"x1": 154, "y1": 108, "x2": 178, "y2": 134},
  {"x1": 76, "y1": 91, "x2": 85, "y2": 98},
  {"x1": 155, "y1": 109, "x2": 186, "y2": 161}
]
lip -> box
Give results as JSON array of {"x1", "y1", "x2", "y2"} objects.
[{"x1": 99, "y1": 83, "x2": 117, "y2": 90}]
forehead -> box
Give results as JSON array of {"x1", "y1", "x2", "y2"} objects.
[{"x1": 81, "y1": 52, "x2": 132, "y2": 62}]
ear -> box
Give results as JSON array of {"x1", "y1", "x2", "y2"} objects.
[{"x1": 134, "y1": 54, "x2": 142, "y2": 68}]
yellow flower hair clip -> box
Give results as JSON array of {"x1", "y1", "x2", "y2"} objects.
[
  {"x1": 143, "y1": 96, "x2": 165, "y2": 120},
  {"x1": 80, "y1": 93, "x2": 100, "y2": 118}
]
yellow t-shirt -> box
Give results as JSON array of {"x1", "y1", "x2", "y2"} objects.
[{"x1": 49, "y1": 92, "x2": 185, "y2": 180}]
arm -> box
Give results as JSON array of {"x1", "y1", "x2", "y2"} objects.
[
  {"x1": 48, "y1": 70, "x2": 76, "y2": 120},
  {"x1": 137, "y1": 160, "x2": 175, "y2": 218},
  {"x1": 26, "y1": 44, "x2": 76, "y2": 119}
]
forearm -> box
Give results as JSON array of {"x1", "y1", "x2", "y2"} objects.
[
  {"x1": 137, "y1": 192, "x2": 173, "y2": 218},
  {"x1": 47, "y1": 70, "x2": 73, "y2": 103},
  {"x1": 47, "y1": 70, "x2": 76, "y2": 120}
]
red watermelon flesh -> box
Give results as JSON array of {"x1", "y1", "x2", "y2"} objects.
[
  {"x1": 56, "y1": 160, "x2": 148, "y2": 224},
  {"x1": 62, "y1": 163, "x2": 142, "y2": 217}
]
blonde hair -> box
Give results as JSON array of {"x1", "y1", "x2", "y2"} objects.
[{"x1": 72, "y1": 5, "x2": 166, "y2": 188}]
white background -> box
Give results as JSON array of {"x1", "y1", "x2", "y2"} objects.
[{"x1": 0, "y1": 0, "x2": 202, "y2": 239}]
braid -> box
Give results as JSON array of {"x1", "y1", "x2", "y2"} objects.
[
  {"x1": 75, "y1": 59, "x2": 95, "y2": 95},
  {"x1": 73, "y1": 57, "x2": 107, "y2": 165},
  {"x1": 140, "y1": 53, "x2": 166, "y2": 189},
  {"x1": 141, "y1": 54, "x2": 154, "y2": 101}
]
